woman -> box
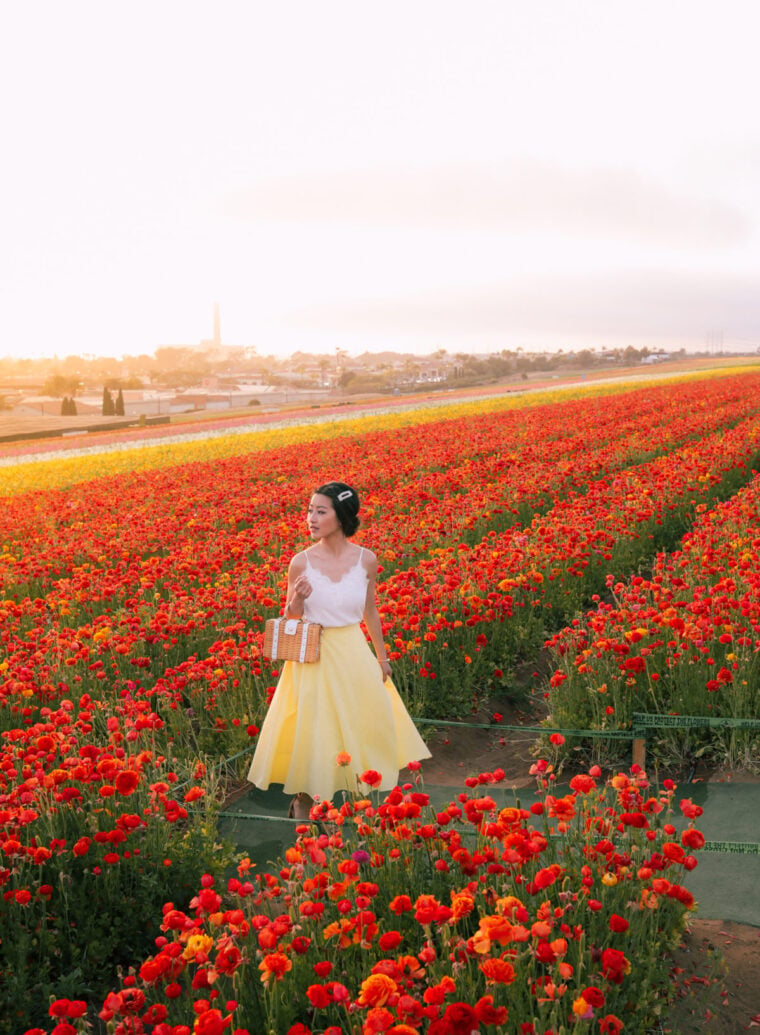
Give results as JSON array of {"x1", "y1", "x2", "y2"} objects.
[{"x1": 248, "y1": 481, "x2": 431, "y2": 819}]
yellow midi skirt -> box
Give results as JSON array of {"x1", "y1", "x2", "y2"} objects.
[{"x1": 247, "y1": 624, "x2": 431, "y2": 802}]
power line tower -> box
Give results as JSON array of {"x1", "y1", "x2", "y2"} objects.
[
  {"x1": 213, "y1": 302, "x2": 221, "y2": 348},
  {"x1": 705, "y1": 329, "x2": 724, "y2": 355}
]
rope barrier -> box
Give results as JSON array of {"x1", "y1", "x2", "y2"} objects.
[
  {"x1": 700, "y1": 841, "x2": 760, "y2": 855},
  {"x1": 198, "y1": 710, "x2": 755, "y2": 790},
  {"x1": 632, "y1": 712, "x2": 760, "y2": 732},
  {"x1": 413, "y1": 717, "x2": 634, "y2": 740},
  {"x1": 218, "y1": 810, "x2": 298, "y2": 824}
]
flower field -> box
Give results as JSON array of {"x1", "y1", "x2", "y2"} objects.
[
  {"x1": 546, "y1": 449, "x2": 760, "y2": 770},
  {"x1": 2, "y1": 370, "x2": 759, "y2": 1033}
]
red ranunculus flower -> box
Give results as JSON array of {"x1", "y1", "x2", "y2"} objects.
[
  {"x1": 114, "y1": 770, "x2": 140, "y2": 796},
  {"x1": 681, "y1": 828, "x2": 705, "y2": 850},
  {"x1": 600, "y1": 1015, "x2": 624, "y2": 1034},
  {"x1": 474, "y1": 994, "x2": 508, "y2": 1024},
  {"x1": 306, "y1": 984, "x2": 332, "y2": 1008},
  {"x1": 193, "y1": 1007, "x2": 232, "y2": 1035},
  {"x1": 442, "y1": 1002, "x2": 478, "y2": 1035}
]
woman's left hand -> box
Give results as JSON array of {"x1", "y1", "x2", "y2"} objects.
[{"x1": 378, "y1": 658, "x2": 393, "y2": 682}]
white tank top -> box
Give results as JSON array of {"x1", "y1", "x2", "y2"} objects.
[{"x1": 302, "y1": 547, "x2": 369, "y2": 628}]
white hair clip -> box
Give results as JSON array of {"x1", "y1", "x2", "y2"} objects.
[{"x1": 337, "y1": 490, "x2": 353, "y2": 501}]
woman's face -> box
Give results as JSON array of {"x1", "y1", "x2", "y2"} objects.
[{"x1": 307, "y1": 493, "x2": 341, "y2": 540}]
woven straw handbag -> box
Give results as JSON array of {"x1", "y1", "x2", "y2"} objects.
[{"x1": 263, "y1": 617, "x2": 322, "y2": 663}]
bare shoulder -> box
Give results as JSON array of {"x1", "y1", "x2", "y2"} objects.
[
  {"x1": 359, "y1": 545, "x2": 378, "y2": 572},
  {"x1": 288, "y1": 551, "x2": 308, "y2": 574}
]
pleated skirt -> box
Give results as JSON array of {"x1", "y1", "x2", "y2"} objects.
[{"x1": 247, "y1": 623, "x2": 431, "y2": 802}]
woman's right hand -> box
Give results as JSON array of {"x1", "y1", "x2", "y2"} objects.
[
  {"x1": 292, "y1": 574, "x2": 313, "y2": 601},
  {"x1": 285, "y1": 574, "x2": 312, "y2": 617}
]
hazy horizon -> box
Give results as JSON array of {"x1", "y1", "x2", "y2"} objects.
[{"x1": 3, "y1": 2, "x2": 760, "y2": 362}]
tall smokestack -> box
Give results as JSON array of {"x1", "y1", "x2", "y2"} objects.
[{"x1": 213, "y1": 302, "x2": 221, "y2": 348}]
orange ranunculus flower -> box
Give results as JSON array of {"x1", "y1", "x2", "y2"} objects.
[
  {"x1": 323, "y1": 918, "x2": 360, "y2": 948},
  {"x1": 336, "y1": 751, "x2": 352, "y2": 767},
  {"x1": 641, "y1": 888, "x2": 659, "y2": 910},
  {"x1": 356, "y1": 973, "x2": 398, "y2": 1008},
  {"x1": 497, "y1": 806, "x2": 523, "y2": 828},
  {"x1": 531, "y1": 920, "x2": 552, "y2": 939},
  {"x1": 450, "y1": 890, "x2": 475, "y2": 921},
  {"x1": 572, "y1": 996, "x2": 593, "y2": 1018},
  {"x1": 394, "y1": 955, "x2": 424, "y2": 982},
  {"x1": 479, "y1": 957, "x2": 516, "y2": 985},
  {"x1": 479, "y1": 914, "x2": 513, "y2": 945},
  {"x1": 182, "y1": 933, "x2": 214, "y2": 962},
  {"x1": 258, "y1": 951, "x2": 292, "y2": 985},
  {"x1": 546, "y1": 794, "x2": 575, "y2": 820},
  {"x1": 496, "y1": 895, "x2": 523, "y2": 918},
  {"x1": 469, "y1": 928, "x2": 492, "y2": 955}
]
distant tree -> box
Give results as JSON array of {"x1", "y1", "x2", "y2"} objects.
[
  {"x1": 60, "y1": 397, "x2": 69, "y2": 416},
  {"x1": 571, "y1": 349, "x2": 596, "y2": 368},
  {"x1": 70, "y1": 397, "x2": 77, "y2": 415},
  {"x1": 114, "y1": 388, "x2": 125, "y2": 416},
  {"x1": 43, "y1": 374, "x2": 81, "y2": 398},
  {"x1": 102, "y1": 387, "x2": 115, "y2": 416}
]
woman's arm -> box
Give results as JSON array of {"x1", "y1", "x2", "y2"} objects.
[
  {"x1": 283, "y1": 553, "x2": 311, "y2": 618},
  {"x1": 362, "y1": 551, "x2": 392, "y2": 681}
]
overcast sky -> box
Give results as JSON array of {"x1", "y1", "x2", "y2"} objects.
[{"x1": 2, "y1": 1, "x2": 760, "y2": 360}]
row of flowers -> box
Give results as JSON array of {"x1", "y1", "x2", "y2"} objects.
[
  {"x1": 545, "y1": 464, "x2": 760, "y2": 769},
  {"x1": 364, "y1": 402, "x2": 760, "y2": 718},
  {"x1": 0, "y1": 377, "x2": 667, "y2": 496},
  {"x1": 32, "y1": 759, "x2": 706, "y2": 1035},
  {"x1": 0, "y1": 691, "x2": 231, "y2": 1032}
]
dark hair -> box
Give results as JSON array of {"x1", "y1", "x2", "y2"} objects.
[{"x1": 314, "y1": 481, "x2": 361, "y2": 537}]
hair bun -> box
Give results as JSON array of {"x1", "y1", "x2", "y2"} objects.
[{"x1": 315, "y1": 481, "x2": 360, "y2": 537}]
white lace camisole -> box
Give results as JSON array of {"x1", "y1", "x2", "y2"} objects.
[{"x1": 302, "y1": 547, "x2": 369, "y2": 628}]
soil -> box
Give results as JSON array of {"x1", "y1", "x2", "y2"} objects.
[{"x1": 417, "y1": 696, "x2": 760, "y2": 1034}]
